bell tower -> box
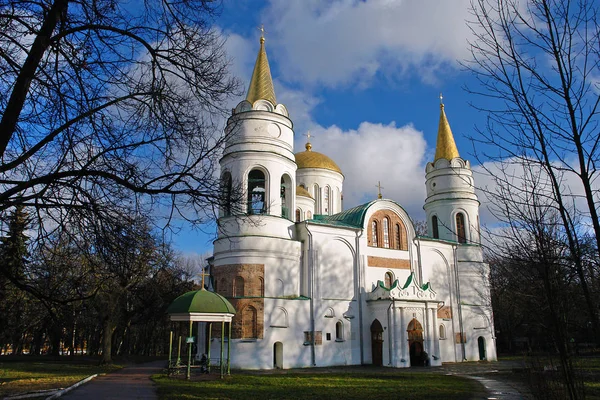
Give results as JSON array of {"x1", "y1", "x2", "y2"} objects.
[
  {"x1": 423, "y1": 99, "x2": 480, "y2": 244},
  {"x1": 217, "y1": 32, "x2": 297, "y2": 239}
]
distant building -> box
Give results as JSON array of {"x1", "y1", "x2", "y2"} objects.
[{"x1": 203, "y1": 34, "x2": 496, "y2": 369}]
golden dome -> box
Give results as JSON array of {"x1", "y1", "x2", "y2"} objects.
[
  {"x1": 295, "y1": 142, "x2": 342, "y2": 174},
  {"x1": 296, "y1": 185, "x2": 313, "y2": 199}
]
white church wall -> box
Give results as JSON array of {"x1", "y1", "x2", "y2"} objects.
[
  {"x1": 315, "y1": 235, "x2": 355, "y2": 300},
  {"x1": 295, "y1": 195, "x2": 315, "y2": 221},
  {"x1": 224, "y1": 109, "x2": 295, "y2": 158},
  {"x1": 418, "y1": 242, "x2": 457, "y2": 363},
  {"x1": 213, "y1": 235, "x2": 302, "y2": 298},
  {"x1": 314, "y1": 300, "x2": 361, "y2": 366},
  {"x1": 296, "y1": 169, "x2": 343, "y2": 215}
]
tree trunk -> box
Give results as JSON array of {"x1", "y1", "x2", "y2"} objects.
[{"x1": 100, "y1": 317, "x2": 116, "y2": 364}]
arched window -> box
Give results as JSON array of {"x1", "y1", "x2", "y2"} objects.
[
  {"x1": 395, "y1": 223, "x2": 401, "y2": 250},
  {"x1": 295, "y1": 208, "x2": 301, "y2": 222},
  {"x1": 383, "y1": 218, "x2": 390, "y2": 248},
  {"x1": 432, "y1": 215, "x2": 439, "y2": 239},
  {"x1": 271, "y1": 307, "x2": 288, "y2": 328},
  {"x1": 384, "y1": 272, "x2": 393, "y2": 288},
  {"x1": 280, "y1": 174, "x2": 292, "y2": 219},
  {"x1": 307, "y1": 210, "x2": 312, "y2": 219},
  {"x1": 313, "y1": 184, "x2": 320, "y2": 213},
  {"x1": 248, "y1": 170, "x2": 266, "y2": 215},
  {"x1": 219, "y1": 279, "x2": 227, "y2": 295},
  {"x1": 242, "y1": 306, "x2": 258, "y2": 339},
  {"x1": 456, "y1": 213, "x2": 466, "y2": 244},
  {"x1": 439, "y1": 324, "x2": 446, "y2": 339},
  {"x1": 221, "y1": 172, "x2": 232, "y2": 216},
  {"x1": 233, "y1": 276, "x2": 244, "y2": 297},
  {"x1": 259, "y1": 277, "x2": 264, "y2": 297},
  {"x1": 324, "y1": 186, "x2": 330, "y2": 215},
  {"x1": 336, "y1": 321, "x2": 344, "y2": 341},
  {"x1": 371, "y1": 220, "x2": 379, "y2": 247}
]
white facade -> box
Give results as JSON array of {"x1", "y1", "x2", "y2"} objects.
[{"x1": 203, "y1": 37, "x2": 497, "y2": 370}]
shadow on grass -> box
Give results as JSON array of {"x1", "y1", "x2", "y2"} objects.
[{"x1": 153, "y1": 372, "x2": 484, "y2": 400}]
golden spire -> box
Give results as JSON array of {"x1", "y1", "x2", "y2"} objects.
[
  {"x1": 434, "y1": 93, "x2": 460, "y2": 162},
  {"x1": 246, "y1": 25, "x2": 277, "y2": 106}
]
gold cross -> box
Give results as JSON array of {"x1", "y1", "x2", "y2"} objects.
[
  {"x1": 259, "y1": 24, "x2": 265, "y2": 38},
  {"x1": 303, "y1": 131, "x2": 312, "y2": 141},
  {"x1": 200, "y1": 269, "x2": 211, "y2": 290},
  {"x1": 376, "y1": 181, "x2": 384, "y2": 199},
  {"x1": 439, "y1": 92, "x2": 444, "y2": 105}
]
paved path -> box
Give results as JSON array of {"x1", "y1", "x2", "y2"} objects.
[
  {"x1": 57, "y1": 360, "x2": 527, "y2": 400},
  {"x1": 467, "y1": 375, "x2": 525, "y2": 399},
  {"x1": 60, "y1": 360, "x2": 165, "y2": 400}
]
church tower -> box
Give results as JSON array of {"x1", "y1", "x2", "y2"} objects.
[
  {"x1": 211, "y1": 32, "x2": 302, "y2": 346},
  {"x1": 423, "y1": 100, "x2": 480, "y2": 244},
  {"x1": 217, "y1": 32, "x2": 297, "y2": 238}
]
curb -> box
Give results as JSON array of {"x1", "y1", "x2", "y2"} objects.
[{"x1": 44, "y1": 374, "x2": 99, "y2": 400}]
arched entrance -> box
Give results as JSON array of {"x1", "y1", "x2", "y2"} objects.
[
  {"x1": 407, "y1": 318, "x2": 424, "y2": 367},
  {"x1": 370, "y1": 319, "x2": 384, "y2": 366},
  {"x1": 478, "y1": 336, "x2": 486, "y2": 361},
  {"x1": 273, "y1": 342, "x2": 283, "y2": 369}
]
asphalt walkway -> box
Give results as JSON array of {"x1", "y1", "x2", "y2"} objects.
[{"x1": 60, "y1": 360, "x2": 165, "y2": 400}]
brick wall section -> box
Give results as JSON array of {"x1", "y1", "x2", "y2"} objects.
[
  {"x1": 367, "y1": 256, "x2": 410, "y2": 269},
  {"x1": 367, "y1": 210, "x2": 409, "y2": 250},
  {"x1": 213, "y1": 264, "x2": 264, "y2": 339}
]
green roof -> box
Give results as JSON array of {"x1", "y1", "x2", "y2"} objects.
[
  {"x1": 167, "y1": 289, "x2": 236, "y2": 315},
  {"x1": 310, "y1": 201, "x2": 377, "y2": 228},
  {"x1": 308, "y1": 199, "x2": 416, "y2": 230}
]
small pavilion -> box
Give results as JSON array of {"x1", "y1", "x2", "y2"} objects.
[{"x1": 167, "y1": 288, "x2": 236, "y2": 379}]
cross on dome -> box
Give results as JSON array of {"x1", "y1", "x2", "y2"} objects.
[
  {"x1": 303, "y1": 131, "x2": 313, "y2": 151},
  {"x1": 376, "y1": 181, "x2": 384, "y2": 199}
]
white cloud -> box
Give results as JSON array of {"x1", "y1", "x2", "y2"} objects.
[
  {"x1": 264, "y1": 0, "x2": 474, "y2": 88},
  {"x1": 472, "y1": 156, "x2": 600, "y2": 231},
  {"x1": 304, "y1": 121, "x2": 428, "y2": 218}
]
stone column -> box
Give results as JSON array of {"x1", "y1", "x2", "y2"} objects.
[
  {"x1": 426, "y1": 307, "x2": 434, "y2": 363},
  {"x1": 432, "y1": 307, "x2": 441, "y2": 365},
  {"x1": 392, "y1": 302, "x2": 399, "y2": 366},
  {"x1": 399, "y1": 307, "x2": 406, "y2": 365}
]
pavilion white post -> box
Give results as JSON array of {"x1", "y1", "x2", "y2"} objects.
[
  {"x1": 207, "y1": 323, "x2": 212, "y2": 373},
  {"x1": 227, "y1": 322, "x2": 232, "y2": 375},
  {"x1": 168, "y1": 331, "x2": 173, "y2": 367},
  {"x1": 186, "y1": 320, "x2": 193, "y2": 380},
  {"x1": 220, "y1": 321, "x2": 225, "y2": 378}
]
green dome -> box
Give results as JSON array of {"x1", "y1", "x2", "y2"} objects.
[{"x1": 167, "y1": 289, "x2": 236, "y2": 315}]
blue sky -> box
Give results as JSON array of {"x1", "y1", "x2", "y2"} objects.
[{"x1": 172, "y1": 0, "x2": 495, "y2": 255}]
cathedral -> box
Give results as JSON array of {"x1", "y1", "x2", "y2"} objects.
[{"x1": 206, "y1": 34, "x2": 497, "y2": 369}]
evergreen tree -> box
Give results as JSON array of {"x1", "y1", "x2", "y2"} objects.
[{"x1": 0, "y1": 206, "x2": 31, "y2": 354}]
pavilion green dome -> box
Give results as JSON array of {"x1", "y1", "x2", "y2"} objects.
[{"x1": 167, "y1": 289, "x2": 236, "y2": 315}]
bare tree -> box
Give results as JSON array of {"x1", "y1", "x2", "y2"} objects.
[
  {"x1": 466, "y1": 0, "x2": 600, "y2": 347},
  {"x1": 484, "y1": 159, "x2": 585, "y2": 399},
  {"x1": 0, "y1": 0, "x2": 240, "y2": 234}
]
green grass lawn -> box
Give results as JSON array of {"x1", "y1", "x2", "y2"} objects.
[
  {"x1": 0, "y1": 360, "x2": 120, "y2": 398},
  {"x1": 153, "y1": 372, "x2": 484, "y2": 400}
]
